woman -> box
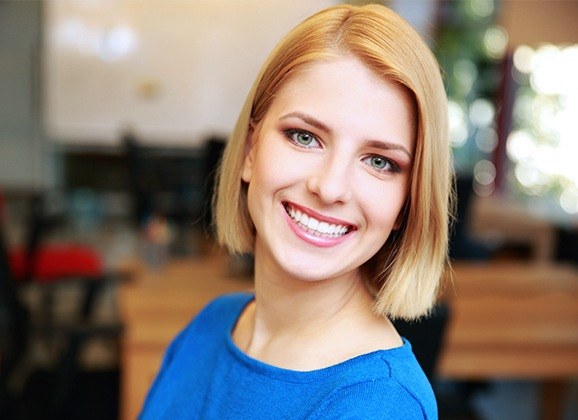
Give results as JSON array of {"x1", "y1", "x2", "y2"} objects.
[{"x1": 141, "y1": 4, "x2": 452, "y2": 419}]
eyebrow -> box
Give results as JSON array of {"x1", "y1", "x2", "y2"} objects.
[
  {"x1": 279, "y1": 111, "x2": 413, "y2": 159},
  {"x1": 280, "y1": 112, "x2": 332, "y2": 134},
  {"x1": 365, "y1": 140, "x2": 413, "y2": 160}
]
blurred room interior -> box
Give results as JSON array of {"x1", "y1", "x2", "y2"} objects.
[{"x1": 1, "y1": 0, "x2": 577, "y2": 419}]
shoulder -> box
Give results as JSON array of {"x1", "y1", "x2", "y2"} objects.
[
  {"x1": 311, "y1": 341, "x2": 437, "y2": 419},
  {"x1": 313, "y1": 376, "x2": 435, "y2": 419},
  {"x1": 195, "y1": 291, "x2": 254, "y2": 319},
  {"x1": 183, "y1": 291, "x2": 254, "y2": 329},
  {"x1": 163, "y1": 292, "x2": 254, "y2": 358},
  {"x1": 140, "y1": 292, "x2": 254, "y2": 417}
]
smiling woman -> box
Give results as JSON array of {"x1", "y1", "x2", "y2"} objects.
[
  {"x1": 140, "y1": 4, "x2": 452, "y2": 419},
  {"x1": 217, "y1": 4, "x2": 451, "y2": 321},
  {"x1": 240, "y1": 57, "x2": 415, "y2": 283}
]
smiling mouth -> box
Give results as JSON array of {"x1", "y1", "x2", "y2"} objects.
[{"x1": 283, "y1": 203, "x2": 354, "y2": 238}]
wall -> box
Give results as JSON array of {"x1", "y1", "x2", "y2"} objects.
[
  {"x1": 43, "y1": 0, "x2": 335, "y2": 148},
  {"x1": 2, "y1": 0, "x2": 576, "y2": 190},
  {"x1": 499, "y1": 0, "x2": 578, "y2": 47},
  {"x1": 0, "y1": 1, "x2": 54, "y2": 191}
]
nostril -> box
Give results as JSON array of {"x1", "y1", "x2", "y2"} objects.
[{"x1": 306, "y1": 171, "x2": 352, "y2": 204}]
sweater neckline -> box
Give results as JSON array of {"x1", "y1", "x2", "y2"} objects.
[{"x1": 224, "y1": 293, "x2": 412, "y2": 383}]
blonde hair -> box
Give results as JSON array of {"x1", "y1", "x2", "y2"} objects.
[{"x1": 214, "y1": 4, "x2": 453, "y2": 320}]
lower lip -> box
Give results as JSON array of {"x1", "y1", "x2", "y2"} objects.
[{"x1": 282, "y1": 207, "x2": 351, "y2": 248}]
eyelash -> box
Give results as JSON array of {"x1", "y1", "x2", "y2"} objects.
[
  {"x1": 283, "y1": 128, "x2": 401, "y2": 175},
  {"x1": 284, "y1": 128, "x2": 320, "y2": 149},
  {"x1": 362, "y1": 155, "x2": 401, "y2": 174}
]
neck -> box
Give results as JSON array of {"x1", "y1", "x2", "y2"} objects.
[
  {"x1": 252, "y1": 257, "x2": 372, "y2": 337},
  {"x1": 231, "y1": 240, "x2": 399, "y2": 371}
]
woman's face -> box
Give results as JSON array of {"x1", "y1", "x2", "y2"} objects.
[{"x1": 242, "y1": 56, "x2": 416, "y2": 282}]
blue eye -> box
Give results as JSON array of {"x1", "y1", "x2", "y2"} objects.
[
  {"x1": 370, "y1": 156, "x2": 387, "y2": 170},
  {"x1": 285, "y1": 129, "x2": 319, "y2": 148},
  {"x1": 363, "y1": 155, "x2": 400, "y2": 174},
  {"x1": 296, "y1": 132, "x2": 313, "y2": 145}
]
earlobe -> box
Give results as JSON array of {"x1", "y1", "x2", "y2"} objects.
[
  {"x1": 393, "y1": 214, "x2": 402, "y2": 231},
  {"x1": 393, "y1": 200, "x2": 409, "y2": 231},
  {"x1": 241, "y1": 125, "x2": 256, "y2": 183},
  {"x1": 241, "y1": 151, "x2": 254, "y2": 183}
]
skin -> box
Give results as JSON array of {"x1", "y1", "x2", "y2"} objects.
[{"x1": 234, "y1": 55, "x2": 416, "y2": 371}]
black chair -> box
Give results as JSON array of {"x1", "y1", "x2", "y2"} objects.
[
  {"x1": 392, "y1": 303, "x2": 450, "y2": 380},
  {"x1": 0, "y1": 213, "x2": 30, "y2": 417},
  {"x1": 201, "y1": 136, "x2": 227, "y2": 237},
  {"x1": 123, "y1": 133, "x2": 207, "y2": 255},
  {"x1": 0, "y1": 192, "x2": 124, "y2": 419},
  {"x1": 9, "y1": 192, "x2": 108, "y2": 324},
  {"x1": 449, "y1": 175, "x2": 492, "y2": 261},
  {"x1": 555, "y1": 227, "x2": 578, "y2": 265}
]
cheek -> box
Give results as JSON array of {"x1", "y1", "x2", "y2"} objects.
[
  {"x1": 252, "y1": 140, "x2": 309, "y2": 184},
  {"x1": 364, "y1": 184, "x2": 408, "y2": 232},
  {"x1": 243, "y1": 146, "x2": 284, "y2": 198}
]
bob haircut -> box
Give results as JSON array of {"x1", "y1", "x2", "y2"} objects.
[{"x1": 214, "y1": 4, "x2": 453, "y2": 320}]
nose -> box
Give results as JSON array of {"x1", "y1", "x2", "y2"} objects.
[{"x1": 306, "y1": 154, "x2": 353, "y2": 204}]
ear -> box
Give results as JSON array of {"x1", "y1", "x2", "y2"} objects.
[
  {"x1": 393, "y1": 214, "x2": 403, "y2": 231},
  {"x1": 241, "y1": 123, "x2": 256, "y2": 183},
  {"x1": 393, "y1": 199, "x2": 409, "y2": 231}
]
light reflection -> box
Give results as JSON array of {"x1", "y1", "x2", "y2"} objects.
[
  {"x1": 453, "y1": 59, "x2": 477, "y2": 95},
  {"x1": 467, "y1": 0, "x2": 494, "y2": 19},
  {"x1": 560, "y1": 189, "x2": 578, "y2": 214},
  {"x1": 530, "y1": 45, "x2": 562, "y2": 95},
  {"x1": 533, "y1": 97, "x2": 558, "y2": 140},
  {"x1": 448, "y1": 100, "x2": 468, "y2": 147},
  {"x1": 533, "y1": 145, "x2": 558, "y2": 179},
  {"x1": 473, "y1": 159, "x2": 496, "y2": 197},
  {"x1": 515, "y1": 164, "x2": 547, "y2": 193},
  {"x1": 475, "y1": 127, "x2": 498, "y2": 153},
  {"x1": 483, "y1": 26, "x2": 508, "y2": 60},
  {"x1": 100, "y1": 26, "x2": 136, "y2": 62},
  {"x1": 473, "y1": 181, "x2": 494, "y2": 197},
  {"x1": 469, "y1": 98, "x2": 495, "y2": 127},
  {"x1": 474, "y1": 158, "x2": 495, "y2": 199},
  {"x1": 55, "y1": 19, "x2": 137, "y2": 61},
  {"x1": 559, "y1": 46, "x2": 578, "y2": 92},
  {"x1": 509, "y1": 43, "x2": 578, "y2": 215},
  {"x1": 474, "y1": 159, "x2": 496, "y2": 186},
  {"x1": 512, "y1": 92, "x2": 533, "y2": 123},
  {"x1": 506, "y1": 130, "x2": 534, "y2": 162},
  {"x1": 558, "y1": 107, "x2": 578, "y2": 176},
  {"x1": 513, "y1": 45, "x2": 534, "y2": 74}
]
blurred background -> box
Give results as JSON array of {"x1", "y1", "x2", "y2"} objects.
[{"x1": 1, "y1": 0, "x2": 577, "y2": 419}]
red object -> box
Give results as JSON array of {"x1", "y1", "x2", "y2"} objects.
[{"x1": 9, "y1": 244, "x2": 103, "y2": 283}]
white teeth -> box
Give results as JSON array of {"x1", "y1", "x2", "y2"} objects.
[
  {"x1": 307, "y1": 218, "x2": 319, "y2": 230},
  {"x1": 318, "y1": 222, "x2": 329, "y2": 234},
  {"x1": 327, "y1": 224, "x2": 335, "y2": 234},
  {"x1": 285, "y1": 205, "x2": 349, "y2": 238},
  {"x1": 293, "y1": 210, "x2": 302, "y2": 223}
]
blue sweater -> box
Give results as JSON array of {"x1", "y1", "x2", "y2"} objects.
[{"x1": 140, "y1": 293, "x2": 437, "y2": 419}]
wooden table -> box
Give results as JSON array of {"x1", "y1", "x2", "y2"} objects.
[
  {"x1": 118, "y1": 250, "x2": 252, "y2": 420},
  {"x1": 119, "y1": 254, "x2": 578, "y2": 419},
  {"x1": 438, "y1": 263, "x2": 578, "y2": 419}
]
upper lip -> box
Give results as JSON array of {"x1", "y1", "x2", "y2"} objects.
[{"x1": 283, "y1": 201, "x2": 356, "y2": 229}]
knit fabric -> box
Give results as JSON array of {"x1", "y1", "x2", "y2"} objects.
[{"x1": 140, "y1": 293, "x2": 437, "y2": 419}]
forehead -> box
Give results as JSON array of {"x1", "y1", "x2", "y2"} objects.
[{"x1": 262, "y1": 56, "x2": 417, "y2": 147}]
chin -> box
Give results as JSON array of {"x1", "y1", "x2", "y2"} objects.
[{"x1": 278, "y1": 258, "x2": 357, "y2": 283}]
